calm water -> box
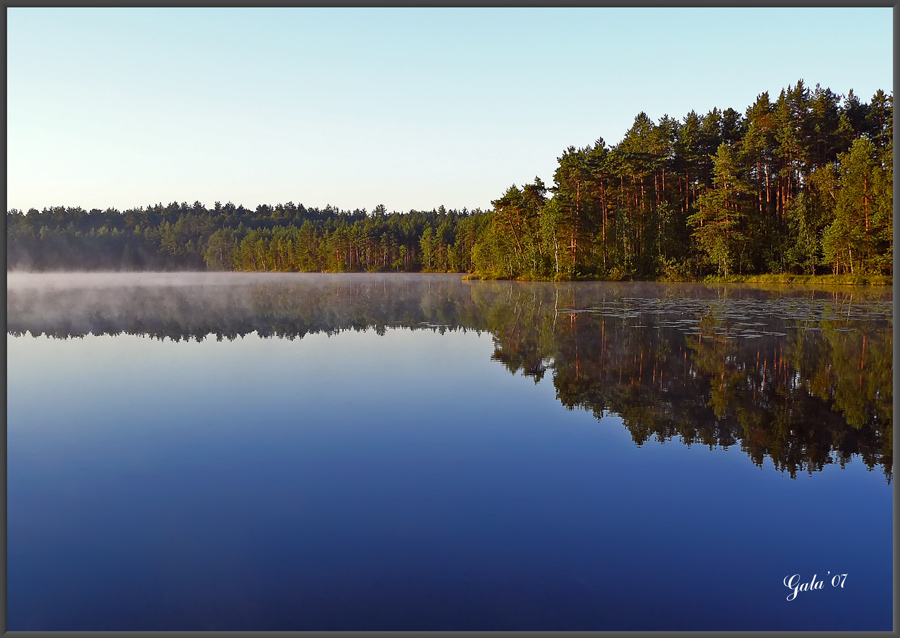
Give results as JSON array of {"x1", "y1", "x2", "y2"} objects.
[{"x1": 6, "y1": 273, "x2": 893, "y2": 630}]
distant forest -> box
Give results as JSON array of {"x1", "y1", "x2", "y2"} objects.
[{"x1": 7, "y1": 80, "x2": 893, "y2": 279}]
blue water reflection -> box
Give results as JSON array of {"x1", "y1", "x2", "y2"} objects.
[{"x1": 6, "y1": 273, "x2": 892, "y2": 630}]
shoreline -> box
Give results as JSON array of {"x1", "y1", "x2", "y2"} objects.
[
  {"x1": 6, "y1": 269, "x2": 893, "y2": 287},
  {"x1": 463, "y1": 272, "x2": 893, "y2": 286}
]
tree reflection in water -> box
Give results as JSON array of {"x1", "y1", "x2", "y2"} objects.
[{"x1": 8, "y1": 273, "x2": 892, "y2": 482}]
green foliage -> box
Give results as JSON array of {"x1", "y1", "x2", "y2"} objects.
[
  {"x1": 6, "y1": 82, "x2": 892, "y2": 280},
  {"x1": 687, "y1": 143, "x2": 750, "y2": 276},
  {"x1": 822, "y1": 136, "x2": 891, "y2": 275}
]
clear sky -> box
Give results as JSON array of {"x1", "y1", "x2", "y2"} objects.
[{"x1": 6, "y1": 7, "x2": 893, "y2": 214}]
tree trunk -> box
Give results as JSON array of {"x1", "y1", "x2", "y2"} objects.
[
  {"x1": 601, "y1": 181, "x2": 607, "y2": 270},
  {"x1": 864, "y1": 174, "x2": 870, "y2": 268}
]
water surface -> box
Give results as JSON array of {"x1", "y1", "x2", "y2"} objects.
[{"x1": 6, "y1": 273, "x2": 893, "y2": 630}]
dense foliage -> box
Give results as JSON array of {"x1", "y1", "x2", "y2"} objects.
[
  {"x1": 7, "y1": 81, "x2": 892, "y2": 279},
  {"x1": 6, "y1": 201, "x2": 490, "y2": 274}
]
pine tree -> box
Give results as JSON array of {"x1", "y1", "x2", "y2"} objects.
[{"x1": 688, "y1": 143, "x2": 751, "y2": 276}]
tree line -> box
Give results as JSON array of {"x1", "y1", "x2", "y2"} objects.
[
  {"x1": 6, "y1": 201, "x2": 490, "y2": 274},
  {"x1": 7, "y1": 80, "x2": 892, "y2": 279}
]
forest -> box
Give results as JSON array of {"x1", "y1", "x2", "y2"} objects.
[{"x1": 6, "y1": 80, "x2": 893, "y2": 280}]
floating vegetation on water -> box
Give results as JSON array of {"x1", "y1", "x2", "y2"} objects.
[
  {"x1": 558, "y1": 295, "x2": 891, "y2": 341},
  {"x1": 570, "y1": 296, "x2": 891, "y2": 321},
  {"x1": 419, "y1": 322, "x2": 451, "y2": 329}
]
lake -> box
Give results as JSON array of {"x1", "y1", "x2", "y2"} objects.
[{"x1": 6, "y1": 272, "x2": 893, "y2": 631}]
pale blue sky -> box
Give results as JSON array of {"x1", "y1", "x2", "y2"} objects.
[{"x1": 6, "y1": 7, "x2": 893, "y2": 214}]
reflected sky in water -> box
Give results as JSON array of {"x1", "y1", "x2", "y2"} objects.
[{"x1": 6, "y1": 273, "x2": 893, "y2": 630}]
